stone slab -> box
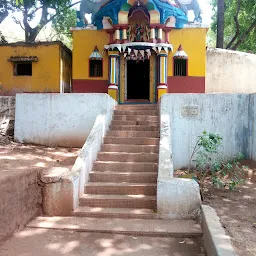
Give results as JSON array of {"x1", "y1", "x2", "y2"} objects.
[
  {"x1": 27, "y1": 217, "x2": 202, "y2": 237},
  {"x1": 202, "y1": 205, "x2": 237, "y2": 256},
  {"x1": 0, "y1": 228, "x2": 205, "y2": 256}
]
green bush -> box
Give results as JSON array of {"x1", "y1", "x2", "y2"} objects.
[{"x1": 189, "y1": 131, "x2": 246, "y2": 195}]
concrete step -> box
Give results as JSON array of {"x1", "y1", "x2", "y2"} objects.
[
  {"x1": 97, "y1": 152, "x2": 158, "y2": 163},
  {"x1": 27, "y1": 217, "x2": 203, "y2": 237},
  {"x1": 114, "y1": 110, "x2": 158, "y2": 116},
  {"x1": 79, "y1": 194, "x2": 156, "y2": 209},
  {"x1": 85, "y1": 182, "x2": 157, "y2": 195},
  {"x1": 93, "y1": 161, "x2": 158, "y2": 172},
  {"x1": 116, "y1": 105, "x2": 157, "y2": 111},
  {"x1": 111, "y1": 120, "x2": 159, "y2": 126},
  {"x1": 101, "y1": 144, "x2": 159, "y2": 153},
  {"x1": 104, "y1": 137, "x2": 159, "y2": 145},
  {"x1": 110, "y1": 125, "x2": 159, "y2": 132},
  {"x1": 107, "y1": 130, "x2": 159, "y2": 138},
  {"x1": 73, "y1": 207, "x2": 157, "y2": 219},
  {"x1": 113, "y1": 115, "x2": 158, "y2": 122},
  {"x1": 90, "y1": 171, "x2": 157, "y2": 183}
]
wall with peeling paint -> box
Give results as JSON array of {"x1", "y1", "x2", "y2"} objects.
[
  {"x1": 161, "y1": 93, "x2": 253, "y2": 170},
  {"x1": 14, "y1": 93, "x2": 116, "y2": 147},
  {"x1": 206, "y1": 49, "x2": 256, "y2": 94},
  {"x1": 0, "y1": 96, "x2": 15, "y2": 136}
]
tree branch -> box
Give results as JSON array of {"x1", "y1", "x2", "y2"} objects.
[
  {"x1": 28, "y1": 6, "x2": 43, "y2": 16},
  {"x1": 231, "y1": 19, "x2": 256, "y2": 50},
  {"x1": 13, "y1": 17, "x2": 25, "y2": 30},
  {"x1": 226, "y1": 0, "x2": 241, "y2": 49}
]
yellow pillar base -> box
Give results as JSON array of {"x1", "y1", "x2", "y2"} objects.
[
  {"x1": 157, "y1": 85, "x2": 167, "y2": 100},
  {"x1": 108, "y1": 85, "x2": 118, "y2": 101}
]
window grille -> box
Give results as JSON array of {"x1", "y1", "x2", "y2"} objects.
[
  {"x1": 174, "y1": 59, "x2": 187, "y2": 76},
  {"x1": 90, "y1": 60, "x2": 103, "y2": 77},
  {"x1": 14, "y1": 62, "x2": 32, "y2": 76}
]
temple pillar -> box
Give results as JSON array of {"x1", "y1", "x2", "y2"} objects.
[
  {"x1": 150, "y1": 27, "x2": 156, "y2": 43},
  {"x1": 121, "y1": 26, "x2": 129, "y2": 43},
  {"x1": 108, "y1": 52, "x2": 119, "y2": 101},
  {"x1": 114, "y1": 29, "x2": 120, "y2": 43},
  {"x1": 157, "y1": 52, "x2": 168, "y2": 100},
  {"x1": 157, "y1": 27, "x2": 163, "y2": 43}
]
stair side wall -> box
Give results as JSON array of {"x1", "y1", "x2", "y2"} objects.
[{"x1": 40, "y1": 95, "x2": 117, "y2": 216}]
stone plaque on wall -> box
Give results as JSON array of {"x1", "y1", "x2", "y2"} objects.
[{"x1": 181, "y1": 106, "x2": 200, "y2": 118}]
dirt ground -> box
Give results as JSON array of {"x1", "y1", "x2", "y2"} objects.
[
  {"x1": 203, "y1": 160, "x2": 256, "y2": 256},
  {"x1": 0, "y1": 136, "x2": 79, "y2": 180},
  {"x1": 0, "y1": 228, "x2": 205, "y2": 256}
]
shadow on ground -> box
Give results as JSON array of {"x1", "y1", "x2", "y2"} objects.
[{"x1": 0, "y1": 228, "x2": 205, "y2": 256}]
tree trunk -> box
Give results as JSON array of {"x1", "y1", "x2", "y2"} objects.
[{"x1": 216, "y1": 0, "x2": 225, "y2": 48}]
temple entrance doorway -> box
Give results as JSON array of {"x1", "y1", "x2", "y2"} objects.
[{"x1": 127, "y1": 60, "x2": 150, "y2": 101}]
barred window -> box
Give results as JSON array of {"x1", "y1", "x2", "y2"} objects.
[
  {"x1": 14, "y1": 62, "x2": 32, "y2": 76},
  {"x1": 174, "y1": 59, "x2": 187, "y2": 76},
  {"x1": 90, "y1": 60, "x2": 103, "y2": 77}
]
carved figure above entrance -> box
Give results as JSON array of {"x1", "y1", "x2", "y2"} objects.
[{"x1": 128, "y1": 6, "x2": 150, "y2": 42}]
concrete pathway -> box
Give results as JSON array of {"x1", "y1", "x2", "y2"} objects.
[{"x1": 0, "y1": 228, "x2": 205, "y2": 256}]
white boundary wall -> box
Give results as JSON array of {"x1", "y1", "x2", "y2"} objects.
[
  {"x1": 0, "y1": 96, "x2": 15, "y2": 136},
  {"x1": 206, "y1": 48, "x2": 256, "y2": 94},
  {"x1": 250, "y1": 94, "x2": 256, "y2": 161},
  {"x1": 14, "y1": 94, "x2": 116, "y2": 147},
  {"x1": 160, "y1": 93, "x2": 252, "y2": 170}
]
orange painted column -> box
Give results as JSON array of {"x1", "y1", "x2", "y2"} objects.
[
  {"x1": 157, "y1": 52, "x2": 168, "y2": 100},
  {"x1": 108, "y1": 51, "x2": 119, "y2": 101}
]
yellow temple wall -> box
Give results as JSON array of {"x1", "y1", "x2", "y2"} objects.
[
  {"x1": 168, "y1": 28, "x2": 207, "y2": 77},
  {"x1": 0, "y1": 43, "x2": 62, "y2": 95},
  {"x1": 72, "y1": 30, "x2": 109, "y2": 93},
  {"x1": 167, "y1": 28, "x2": 207, "y2": 93},
  {"x1": 72, "y1": 30, "x2": 109, "y2": 80}
]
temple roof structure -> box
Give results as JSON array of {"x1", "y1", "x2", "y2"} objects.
[{"x1": 93, "y1": 0, "x2": 188, "y2": 30}]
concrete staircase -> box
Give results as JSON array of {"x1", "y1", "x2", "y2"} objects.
[
  {"x1": 28, "y1": 104, "x2": 203, "y2": 240},
  {"x1": 74, "y1": 104, "x2": 159, "y2": 219}
]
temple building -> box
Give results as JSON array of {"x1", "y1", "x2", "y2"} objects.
[
  {"x1": 0, "y1": 42, "x2": 72, "y2": 95},
  {"x1": 72, "y1": 0, "x2": 208, "y2": 103}
]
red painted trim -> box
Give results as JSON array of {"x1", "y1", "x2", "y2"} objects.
[
  {"x1": 89, "y1": 59, "x2": 103, "y2": 78},
  {"x1": 150, "y1": 24, "x2": 166, "y2": 29},
  {"x1": 119, "y1": 25, "x2": 129, "y2": 29},
  {"x1": 167, "y1": 76, "x2": 205, "y2": 93},
  {"x1": 163, "y1": 28, "x2": 172, "y2": 33},
  {"x1": 73, "y1": 79, "x2": 108, "y2": 93}
]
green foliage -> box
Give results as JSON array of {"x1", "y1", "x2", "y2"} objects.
[
  {"x1": 0, "y1": 0, "x2": 9, "y2": 24},
  {"x1": 51, "y1": 8, "x2": 76, "y2": 48},
  {"x1": 9, "y1": 0, "x2": 79, "y2": 42},
  {"x1": 189, "y1": 131, "x2": 222, "y2": 171},
  {"x1": 211, "y1": 153, "x2": 247, "y2": 190},
  {"x1": 190, "y1": 131, "x2": 246, "y2": 195},
  {"x1": 210, "y1": 0, "x2": 256, "y2": 53}
]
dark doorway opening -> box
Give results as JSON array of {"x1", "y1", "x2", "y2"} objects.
[{"x1": 127, "y1": 60, "x2": 149, "y2": 100}]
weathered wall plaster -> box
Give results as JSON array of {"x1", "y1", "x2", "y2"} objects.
[
  {"x1": 206, "y1": 49, "x2": 256, "y2": 94},
  {"x1": 161, "y1": 94, "x2": 251, "y2": 170},
  {"x1": 15, "y1": 93, "x2": 116, "y2": 147},
  {"x1": 0, "y1": 171, "x2": 42, "y2": 242},
  {"x1": 249, "y1": 94, "x2": 256, "y2": 161},
  {"x1": 0, "y1": 96, "x2": 15, "y2": 136}
]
